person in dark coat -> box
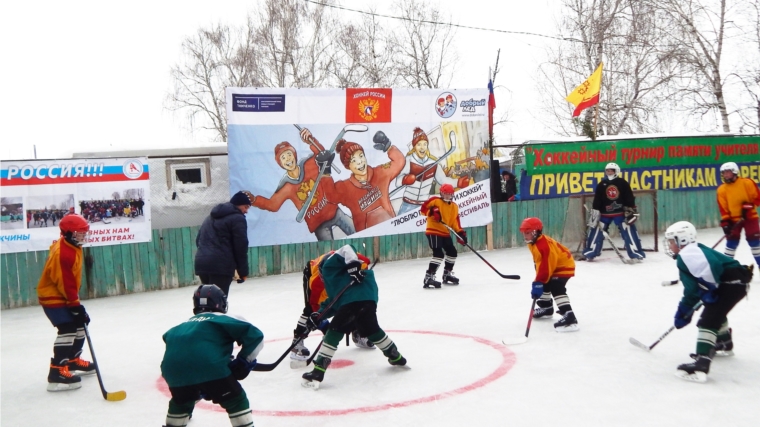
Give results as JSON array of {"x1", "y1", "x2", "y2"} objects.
[
  {"x1": 501, "y1": 171, "x2": 518, "y2": 201},
  {"x1": 194, "y1": 191, "x2": 254, "y2": 296}
]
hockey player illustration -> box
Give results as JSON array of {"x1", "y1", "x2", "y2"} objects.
[
  {"x1": 395, "y1": 127, "x2": 470, "y2": 215},
  {"x1": 436, "y1": 98, "x2": 447, "y2": 117},
  {"x1": 250, "y1": 128, "x2": 356, "y2": 241},
  {"x1": 716, "y1": 161, "x2": 760, "y2": 265},
  {"x1": 332, "y1": 131, "x2": 405, "y2": 232}
]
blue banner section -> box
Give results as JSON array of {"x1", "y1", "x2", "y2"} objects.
[
  {"x1": 231, "y1": 94, "x2": 286, "y2": 112},
  {"x1": 518, "y1": 162, "x2": 760, "y2": 200}
]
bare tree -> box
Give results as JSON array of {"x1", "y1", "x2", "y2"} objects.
[
  {"x1": 251, "y1": 0, "x2": 336, "y2": 88},
  {"x1": 389, "y1": 0, "x2": 458, "y2": 89},
  {"x1": 536, "y1": 0, "x2": 681, "y2": 137},
  {"x1": 731, "y1": 0, "x2": 760, "y2": 132},
  {"x1": 657, "y1": 0, "x2": 739, "y2": 132},
  {"x1": 167, "y1": 22, "x2": 261, "y2": 142}
]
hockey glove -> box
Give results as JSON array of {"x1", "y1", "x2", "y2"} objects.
[
  {"x1": 673, "y1": 302, "x2": 694, "y2": 329},
  {"x1": 587, "y1": 209, "x2": 600, "y2": 228},
  {"x1": 456, "y1": 230, "x2": 468, "y2": 246},
  {"x1": 69, "y1": 305, "x2": 90, "y2": 326},
  {"x1": 530, "y1": 282, "x2": 544, "y2": 300},
  {"x1": 720, "y1": 219, "x2": 735, "y2": 236},
  {"x1": 401, "y1": 174, "x2": 417, "y2": 186},
  {"x1": 346, "y1": 260, "x2": 366, "y2": 283},
  {"x1": 457, "y1": 176, "x2": 470, "y2": 189},
  {"x1": 306, "y1": 312, "x2": 324, "y2": 332},
  {"x1": 372, "y1": 131, "x2": 392, "y2": 152},
  {"x1": 700, "y1": 289, "x2": 719, "y2": 304},
  {"x1": 429, "y1": 206, "x2": 442, "y2": 222},
  {"x1": 315, "y1": 150, "x2": 335, "y2": 174},
  {"x1": 228, "y1": 356, "x2": 256, "y2": 380},
  {"x1": 624, "y1": 206, "x2": 639, "y2": 225}
]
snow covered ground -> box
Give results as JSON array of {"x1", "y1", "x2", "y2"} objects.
[{"x1": 2, "y1": 227, "x2": 759, "y2": 427}]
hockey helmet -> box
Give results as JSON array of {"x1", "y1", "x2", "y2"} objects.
[
  {"x1": 519, "y1": 217, "x2": 543, "y2": 243},
  {"x1": 193, "y1": 284, "x2": 228, "y2": 314},
  {"x1": 440, "y1": 184, "x2": 455, "y2": 201},
  {"x1": 59, "y1": 214, "x2": 90, "y2": 246},
  {"x1": 720, "y1": 162, "x2": 739, "y2": 183},
  {"x1": 663, "y1": 221, "x2": 697, "y2": 258},
  {"x1": 604, "y1": 162, "x2": 620, "y2": 180}
]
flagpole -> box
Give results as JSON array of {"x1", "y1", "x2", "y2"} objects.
[
  {"x1": 593, "y1": 61, "x2": 603, "y2": 139},
  {"x1": 593, "y1": 104, "x2": 599, "y2": 140}
]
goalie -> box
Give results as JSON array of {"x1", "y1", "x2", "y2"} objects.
[{"x1": 582, "y1": 163, "x2": 645, "y2": 261}]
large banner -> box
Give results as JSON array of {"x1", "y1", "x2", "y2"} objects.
[
  {"x1": 519, "y1": 135, "x2": 760, "y2": 200},
  {"x1": 0, "y1": 158, "x2": 151, "y2": 253},
  {"x1": 226, "y1": 88, "x2": 493, "y2": 247}
]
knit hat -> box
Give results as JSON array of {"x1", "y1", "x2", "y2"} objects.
[
  {"x1": 411, "y1": 127, "x2": 428, "y2": 148},
  {"x1": 274, "y1": 141, "x2": 296, "y2": 166},
  {"x1": 336, "y1": 139, "x2": 364, "y2": 169},
  {"x1": 230, "y1": 191, "x2": 254, "y2": 206}
]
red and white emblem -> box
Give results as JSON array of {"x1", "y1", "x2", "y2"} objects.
[{"x1": 606, "y1": 185, "x2": 619, "y2": 200}]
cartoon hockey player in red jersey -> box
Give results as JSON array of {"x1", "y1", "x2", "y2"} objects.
[
  {"x1": 395, "y1": 127, "x2": 470, "y2": 215},
  {"x1": 250, "y1": 128, "x2": 355, "y2": 240},
  {"x1": 332, "y1": 131, "x2": 405, "y2": 232}
]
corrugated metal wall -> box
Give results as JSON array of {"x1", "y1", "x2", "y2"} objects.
[{"x1": 0, "y1": 189, "x2": 727, "y2": 309}]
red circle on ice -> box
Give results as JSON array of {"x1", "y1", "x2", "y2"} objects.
[{"x1": 156, "y1": 330, "x2": 517, "y2": 416}]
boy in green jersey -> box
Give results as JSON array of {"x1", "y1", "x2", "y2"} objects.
[
  {"x1": 664, "y1": 221, "x2": 752, "y2": 383},
  {"x1": 161, "y1": 285, "x2": 264, "y2": 426}
]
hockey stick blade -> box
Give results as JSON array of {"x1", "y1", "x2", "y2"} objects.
[
  {"x1": 83, "y1": 325, "x2": 127, "y2": 401},
  {"x1": 661, "y1": 279, "x2": 679, "y2": 286},
  {"x1": 628, "y1": 337, "x2": 651, "y2": 352},
  {"x1": 502, "y1": 336, "x2": 529, "y2": 346}
]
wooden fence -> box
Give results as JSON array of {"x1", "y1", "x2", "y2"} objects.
[{"x1": 1, "y1": 189, "x2": 723, "y2": 309}]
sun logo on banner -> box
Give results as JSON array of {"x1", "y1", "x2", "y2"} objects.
[
  {"x1": 297, "y1": 180, "x2": 319, "y2": 206},
  {"x1": 357, "y1": 99, "x2": 380, "y2": 121}
]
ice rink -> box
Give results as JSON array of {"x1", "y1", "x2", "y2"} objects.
[{"x1": 2, "y1": 227, "x2": 759, "y2": 427}]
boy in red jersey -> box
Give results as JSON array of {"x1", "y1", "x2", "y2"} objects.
[{"x1": 520, "y1": 217, "x2": 579, "y2": 332}]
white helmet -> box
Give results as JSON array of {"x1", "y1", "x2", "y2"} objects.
[
  {"x1": 605, "y1": 162, "x2": 620, "y2": 180},
  {"x1": 663, "y1": 221, "x2": 697, "y2": 258},
  {"x1": 720, "y1": 162, "x2": 739, "y2": 183}
]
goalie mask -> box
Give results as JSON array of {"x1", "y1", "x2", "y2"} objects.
[
  {"x1": 663, "y1": 221, "x2": 697, "y2": 258},
  {"x1": 59, "y1": 214, "x2": 90, "y2": 247},
  {"x1": 193, "y1": 284, "x2": 228, "y2": 314},
  {"x1": 604, "y1": 162, "x2": 621, "y2": 180},
  {"x1": 519, "y1": 217, "x2": 543, "y2": 243},
  {"x1": 440, "y1": 184, "x2": 455, "y2": 202}
]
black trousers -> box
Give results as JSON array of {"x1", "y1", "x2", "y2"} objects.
[{"x1": 198, "y1": 274, "x2": 234, "y2": 296}]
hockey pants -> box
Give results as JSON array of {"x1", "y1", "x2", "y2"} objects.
[
  {"x1": 583, "y1": 215, "x2": 645, "y2": 260},
  {"x1": 166, "y1": 375, "x2": 253, "y2": 427}
]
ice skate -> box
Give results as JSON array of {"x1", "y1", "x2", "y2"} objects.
[
  {"x1": 442, "y1": 270, "x2": 460, "y2": 285},
  {"x1": 554, "y1": 311, "x2": 579, "y2": 332},
  {"x1": 289, "y1": 339, "x2": 310, "y2": 369},
  {"x1": 714, "y1": 338, "x2": 734, "y2": 357},
  {"x1": 351, "y1": 330, "x2": 376, "y2": 349},
  {"x1": 47, "y1": 359, "x2": 82, "y2": 392},
  {"x1": 423, "y1": 272, "x2": 441, "y2": 289},
  {"x1": 675, "y1": 354, "x2": 711, "y2": 383},
  {"x1": 386, "y1": 348, "x2": 409, "y2": 369},
  {"x1": 533, "y1": 306, "x2": 554, "y2": 319},
  {"x1": 68, "y1": 357, "x2": 96, "y2": 376},
  {"x1": 301, "y1": 358, "x2": 329, "y2": 390}
]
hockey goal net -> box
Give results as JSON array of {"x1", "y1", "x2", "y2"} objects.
[{"x1": 562, "y1": 190, "x2": 659, "y2": 259}]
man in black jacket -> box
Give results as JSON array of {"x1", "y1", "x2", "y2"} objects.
[{"x1": 194, "y1": 191, "x2": 254, "y2": 296}]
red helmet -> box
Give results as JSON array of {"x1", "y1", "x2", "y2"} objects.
[
  {"x1": 59, "y1": 214, "x2": 89, "y2": 234},
  {"x1": 440, "y1": 184, "x2": 454, "y2": 195},
  {"x1": 519, "y1": 217, "x2": 543, "y2": 233}
]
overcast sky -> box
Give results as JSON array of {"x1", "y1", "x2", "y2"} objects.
[{"x1": 1, "y1": 0, "x2": 561, "y2": 161}]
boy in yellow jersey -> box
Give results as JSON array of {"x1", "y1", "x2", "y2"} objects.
[
  {"x1": 520, "y1": 217, "x2": 579, "y2": 332},
  {"x1": 420, "y1": 184, "x2": 466, "y2": 288},
  {"x1": 717, "y1": 162, "x2": 760, "y2": 265}
]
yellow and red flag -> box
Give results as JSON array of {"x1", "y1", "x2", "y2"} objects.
[{"x1": 565, "y1": 62, "x2": 603, "y2": 117}]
